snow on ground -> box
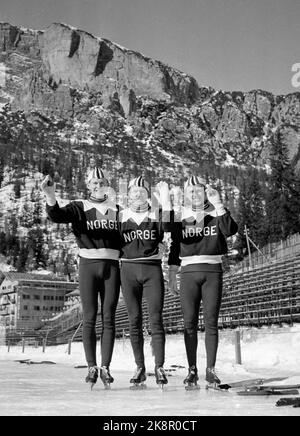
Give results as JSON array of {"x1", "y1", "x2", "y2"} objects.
[
  {"x1": 0, "y1": 326, "x2": 299, "y2": 416},
  {"x1": 0, "y1": 255, "x2": 13, "y2": 272}
]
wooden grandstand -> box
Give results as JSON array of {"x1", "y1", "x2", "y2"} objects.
[{"x1": 219, "y1": 253, "x2": 300, "y2": 328}]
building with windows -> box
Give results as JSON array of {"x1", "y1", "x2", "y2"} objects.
[{"x1": 0, "y1": 272, "x2": 77, "y2": 331}]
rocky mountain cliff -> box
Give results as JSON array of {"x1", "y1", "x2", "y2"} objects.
[{"x1": 1, "y1": 22, "x2": 299, "y2": 176}]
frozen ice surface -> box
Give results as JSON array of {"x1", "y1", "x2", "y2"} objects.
[
  {"x1": 0, "y1": 361, "x2": 300, "y2": 416},
  {"x1": 0, "y1": 328, "x2": 300, "y2": 416}
]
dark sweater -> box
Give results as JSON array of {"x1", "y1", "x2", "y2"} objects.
[
  {"x1": 46, "y1": 199, "x2": 122, "y2": 259},
  {"x1": 168, "y1": 208, "x2": 238, "y2": 268},
  {"x1": 119, "y1": 208, "x2": 172, "y2": 262}
]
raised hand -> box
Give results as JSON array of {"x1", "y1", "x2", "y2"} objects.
[
  {"x1": 41, "y1": 175, "x2": 56, "y2": 205},
  {"x1": 205, "y1": 185, "x2": 222, "y2": 206},
  {"x1": 156, "y1": 181, "x2": 171, "y2": 209}
]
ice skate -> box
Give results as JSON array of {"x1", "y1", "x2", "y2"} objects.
[
  {"x1": 85, "y1": 366, "x2": 98, "y2": 390},
  {"x1": 205, "y1": 367, "x2": 221, "y2": 390},
  {"x1": 129, "y1": 366, "x2": 147, "y2": 390},
  {"x1": 184, "y1": 366, "x2": 200, "y2": 390},
  {"x1": 100, "y1": 366, "x2": 114, "y2": 390},
  {"x1": 155, "y1": 366, "x2": 168, "y2": 389}
]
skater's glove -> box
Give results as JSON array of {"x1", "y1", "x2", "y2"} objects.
[
  {"x1": 168, "y1": 265, "x2": 180, "y2": 296},
  {"x1": 41, "y1": 175, "x2": 56, "y2": 206},
  {"x1": 205, "y1": 185, "x2": 226, "y2": 216},
  {"x1": 155, "y1": 181, "x2": 171, "y2": 211}
]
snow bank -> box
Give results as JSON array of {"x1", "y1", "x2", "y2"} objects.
[{"x1": 1, "y1": 325, "x2": 299, "y2": 380}]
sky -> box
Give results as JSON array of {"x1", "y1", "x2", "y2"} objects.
[{"x1": 0, "y1": 0, "x2": 299, "y2": 95}]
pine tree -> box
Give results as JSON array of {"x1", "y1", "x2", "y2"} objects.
[
  {"x1": 13, "y1": 179, "x2": 22, "y2": 199},
  {"x1": 265, "y1": 131, "x2": 300, "y2": 242},
  {"x1": 77, "y1": 168, "x2": 88, "y2": 197},
  {"x1": 0, "y1": 157, "x2": 4, "y2": 188},
  {"x1": 19, "y1": 201, "x2": 34, "y2": 229},
  {"x1": 0, "y1": 232, "x2": 6, "y2": 255},
  {"x1": 15, "y1": 241, "x2": 29, "y2": 272},
  {"x1": 4, "y1": 215, "x2": 20, "y2": 267},
  {"x1": 27, "y1": 227, "x2": 48, "y2": 269},
  {"x1": 234, "y1": 178, "x2": 250, "y2": 259},
  {"x1": 246, "y1": 170, "x2": 268, "y2": 248},
  {"x1": 33, "y1": 197, "x2": 43, "y2": 226},
  {"x1": 234, "y1": 169, "x2": 267, "y2": 258}
]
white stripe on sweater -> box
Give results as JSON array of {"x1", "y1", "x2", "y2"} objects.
[
  {"x1": 181, "y1": 254, "x2": 222, "y2": 266},
  {"x1": 79, "y1": 248, "x2": 120, "y2": 260}
]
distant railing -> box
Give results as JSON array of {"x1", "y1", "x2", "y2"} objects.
[
  {"x1": 43, "y1": 304, "x2": 83, "y2": 334},
  {"x1": 230, "y1": 233, "x2": 300, "y2": 274}
]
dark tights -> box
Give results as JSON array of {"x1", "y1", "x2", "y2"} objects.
[
  {"x1": 79, "y1": 258, "x2": 120, "y2": 368},
  {"x1": 121, "y1": 262, "x2": 165, "y2": 368},
  {"x1": 180, "y1": 270, "x2": 223, "y2": 368}
]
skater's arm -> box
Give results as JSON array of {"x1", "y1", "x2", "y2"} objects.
[
  {"x1": 168, "y1": 230, "x2": 181, "y2": 267},
  {"x1": 205, "y1": 184, "x2": 238, "y2": 237},
  {"x1": 217, "y1": 211, "x2": 238, "y2": 237},
  {"x1": 159, "y1": 209, "x2": 175, "y2": 233},
  {"x1": 41, "y1": 176, "x2": 79, "y2": 224},
  {"x1": 167, "y1": 232, "x2": 181, "y2": 296},
  {"x1": 206, "y1": 185, "x2": 226, "y2": 216},
  {"x1": 46, "y1": 202, "x2": 80, "y2": 224}
]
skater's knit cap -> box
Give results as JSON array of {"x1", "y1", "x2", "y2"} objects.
[
  {"x1": 87, "y1": 167, "x2": 108, "y2": 183},
  {"x1": 128, "y1": 176, "x2": 150, "y2": 192},
  {"x1": 184, "y1": 176, "x2": 206, "y2": 190}
]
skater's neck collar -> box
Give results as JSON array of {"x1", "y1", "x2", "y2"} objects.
[
  {"x1": 191, "y1": 202, "x2": 210, "y2": 212},
  {"x1": 182, "y1": 202, "x2": 214, "y2": 220},
  {"x1": 129, "y1": 203, "x2": 150, "y2": 214},
  {"x1": 89, "y1": 194, "x2": 108, "y2": 203}
]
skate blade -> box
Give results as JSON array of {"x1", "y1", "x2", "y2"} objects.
[
  {"x1": 185, "y1": 384, "x2": 200, "y2": 391},
  {"x1": 89, "y1": 382, "x2": 96, "y2": 391},
  {"x1": 157, "y1": 382, "x2": 168, "y2": 390},
  {"x1": 130, "y1": 383, "x2": 147, "y2": 390},
  {"x1": 206, "y1": 383, "x2": 221, "y2": 391},
  {"x1": 103, "y1": 383, "x2": 111, "y2": 390}
]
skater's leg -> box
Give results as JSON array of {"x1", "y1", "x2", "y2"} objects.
[
  {"x1": 99, "y1": 260, "x2": 120, "y2": 368},
  {"x1": 180, "y1": 272, "x2": 202, "y2": 368},
  {"x1": 143, "y1": 264, "x2": 165, "y2": 368},
  {"x1": 121, "y1": 263, "x2": 145, "y2": 368},
  {"x1": 201, "y1": 272, "x2": 223, "y2": 368},
  {"x1": 79, "y1": 259, "x2": 99, "y2": 367}
]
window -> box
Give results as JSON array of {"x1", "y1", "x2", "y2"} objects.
[
  {"x1": 23, "y1": 306, "x2": 28, "y2": 310},
  {"x1": 22, "y1": 295, "x2": 30, "y2": 300},
  {"x1": 51, "y1": 296, "x2": 54, "y2": 301},
  {"x1": 34, "y1": 306, "x2": 40, "y2": 311},
  {"x1": 34, "y1": 295, "x2": 40, "y2": 300}
]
